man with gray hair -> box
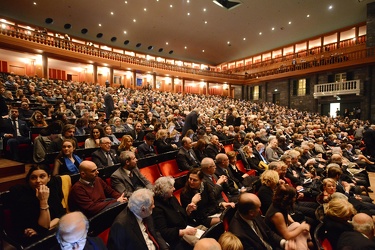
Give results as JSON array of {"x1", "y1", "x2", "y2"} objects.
[
  {"x1": 55, "y1": 211, "x2": 107, "y2": 250},
  {"x1": 111, "y1": 151, "x2": 152, "y2": 197},
  {"x1": 337, "y1": 213, "x2": 375, "y2": 249},
  {"x1": 92, "y1": 137, "x2": 119, "y2": 169},
  {"x1": 108, "y1": 189, "x2": 169, "y2": 250}
]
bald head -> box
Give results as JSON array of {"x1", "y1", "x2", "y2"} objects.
[
  {"x1": 194, "y1": 238, "x2": 222, "y2": 250},
  {"x1": 57, "y1": 211, "x2": 88, "y2": 245},
  {"x1": 352, "y1": 213, "x2": 374, "y2": 239},
  {"x1": 237, "y1": 193, "x2": 261, "y2": 220}
]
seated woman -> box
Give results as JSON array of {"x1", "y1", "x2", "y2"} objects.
[
  {"x1": 104, "y1": 125, "x2": 120, "y2": 146},
  {"x1": 57, "y1": 103, "x2": 76, "y2": 119},
  {"x1": 193, "y1": 139, "x2": 207, "y2": 162},
  {"x1": 317, "y1": 178, "x2": 337, "y2": 205},
  {"x1": 52, "y1": 139, "x2": 82, "y2": 176},
  {"x1": 8, "y1": 165, "x2": 66, "y2": 245},
  {"x1": 117, "y1": 134, "x2": 136, "y2": 153},
  {"x1": 257, "y1": 170, "x2": 280, "y2": 215},
  {"x1": 154, "y1": 129, "x2": 178, "y2": 154},
  {"x1": 265, "y1": 184, "x2": 312, "y2": 250},
  {"x1": 84, "y1": 125, "x2": 104, "y2": 148},
  {"x1": 323, "y1": 197, "x2": 356, "y2": 249},
  {"x1": 153, "y1": 177, "x2": 197, "y2": 250},
  {"x1": 180, "y1": 168, "x2": 221, "y2": 228},
  {"x1": 242, "y1": 145, "x2": 265, "y2": 174},
  {"x1": 75, "y1": 117, "x2": 89, "y2": 136},
  {"x1": 111, "y1": 117, "x2": 126, "y2": 133},
  {"x1": 233, "y1": 133, "x2": 243, "y2": 151},
  {"x1": 30, "y1": 110, "x2": 48, "y2": 127}
]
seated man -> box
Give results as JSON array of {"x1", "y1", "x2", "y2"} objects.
[
  {"x1": 54, "y1": 211, "x2": 107, "y2": 250},
  {"x1": 229, "y1": 193, "x2": 290, "y2": 250},
  {"x1": 337, "y1": 213, "x2": 375, "y2": 250},
  {"x1": 205, "y1": 135, "x2": 225, "y2": 160},
  {"x1": 111, "y1": 151, "x2": 153, "y2": 197},
  {"x1": 176, "y1": 136, "x2": 200, "y2": 171},
  {"x1": 92, "y1": 137, "x2": 119, "y2": 168},
  {"x1": 48, "y1": 124, "x2": 77, "y2": 153},
  {"x1": 108, "y1": 189, "x2": 169, "y2": 250},
  {"x1": 68, "y1": 161, "x2": 127, "y2": 218},
  {"x1": 136, "y1": 132, "x2": 157, "y2": 158},
  {"x1": 0, "y1": 107, "x2": 30, "y2": 161},
  {"x1": 128, "y1": 121, "x2": 145, "y2": 142}
]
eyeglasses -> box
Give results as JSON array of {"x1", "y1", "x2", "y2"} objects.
[{"x1": 57, "y1": 230, "x2": 87, "y2": 250}]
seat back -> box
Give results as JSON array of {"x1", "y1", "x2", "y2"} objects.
[
  {"x1": 173, "y1": 188, "x2": 183, "y2": 205},
  {"x1": 220, "y1": 207, "x2": 236, "y2": 232},
  {"x1": 0, "y1": 191, "x2": 21, "y2": 249},
  {"x1": 88, "y1": 202, "x2": 127, "y2": 242},
  {"x1": 314, "y1": 223, "x2": 333, "y2": 250},
  {"x1": 235, "y1": 159, "x2": 246, "y2": 173},
  {"x1": 23, "y1": 233, "x2": 58, "y2": 250},
  {"x1": 158, "y1": 159, "x2": 182, "y2": 177},
  {"x1": 224, "y1": 144, "x2": 234, "y2": 153},
  {"x1": 139, "y1": 164, "x2": 161, "y2": 184},
  {"x1": 200, "y1": 221, "x2": 224, "y2": 240}
]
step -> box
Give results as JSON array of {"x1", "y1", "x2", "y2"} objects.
[
  {"x1": 0, "y1": 159, "x2": 25, "y2": 178},
  {"x1": 0, "y1": 173, "x2": 27, "y2": 192}
]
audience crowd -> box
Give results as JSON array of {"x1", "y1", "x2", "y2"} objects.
[{"x1": 1, "y1": 71, "x2": 375, "y2": 249}]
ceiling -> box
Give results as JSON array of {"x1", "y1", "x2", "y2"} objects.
[{"x1": 0, "y1": 0, "x2": 373, "y2": 66}]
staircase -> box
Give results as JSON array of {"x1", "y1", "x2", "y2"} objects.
[{"x1": 0, "y1": 158, "x2": 28, "y2": 192}]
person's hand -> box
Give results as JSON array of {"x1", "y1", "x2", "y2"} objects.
[
  {"x1": 222, "y1": 202, "x2": 236, "y2": 208},
  {"x1": 217, "y1": 175, "x2": 227, "y2": 185},
  {"x1": 182, "y1": 227, "x2": 197, "y2": 236},
  {"x1": 4, "y1": 133, "x2": 13, "y2": 138},
  {"x1": 24, "y1": 228, "x2": 37, "y2": 237},
  {"x1": 117, "y1": 193, "x2": 128, "y2": 203},
  {"x1": 36, "y1": 185, "x2": 50, "y2": 203},
  {"x1": 300, "y1": 221, "x2": 310, "y2": 232},
  {"x1": 192, "y1": 193, "x2": 201, "y2": 204},
  {"x1": 186, "y1": 203, "x2": 197, "y2": 214}
]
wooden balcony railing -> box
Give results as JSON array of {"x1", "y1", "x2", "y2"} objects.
[{"x1": 313, "y1": 80, "x2": 361, "y2": 99}]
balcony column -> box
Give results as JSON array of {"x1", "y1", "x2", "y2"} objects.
[
  {"x1": 109, "y1": 68, "x2": 114, "y2": 85},
  {"x1": 42, "y1": 53, "x2": 48, "y2": 79},
  {"x1": 182, "y1": 79, "x2": 185, "y2": 95},
  {"x1": 93, "y1": 64, "x2": 98, "y2": 84},
  {"x1": 171, "y1": 76, "x2": 175, "y2": 93}
]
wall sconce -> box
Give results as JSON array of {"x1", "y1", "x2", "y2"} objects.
[{"x1": 223, "y1": 84, "x2": 228, "y2": 90}]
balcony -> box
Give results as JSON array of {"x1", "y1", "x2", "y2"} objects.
[{"x1": 313, "y1": 80, "x2": 361, "y2": 99}]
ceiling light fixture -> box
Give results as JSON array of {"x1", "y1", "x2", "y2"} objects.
[{"x1": 213, "y1": 0, "x2": 242, "y2": 10}]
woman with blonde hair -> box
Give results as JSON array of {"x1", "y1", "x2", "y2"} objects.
[
  {"x1": 154, "y1": 129, "x2": 178, "y2": 154},
  {"x1": 117, "y1": 134, "x2": 136, "y2": 153},
  {"x1": 218, "y1": 232, "x2": 243, "y2": 250},
  {"x1": 257, "y1": 170, "x2": 280, "y2": 214},
  {"x1": 30, "y1": 110, "x2": 48, "y2": 127},
  {"x1": 323, "y1": 198, "x2": 356, "y2": 249}
]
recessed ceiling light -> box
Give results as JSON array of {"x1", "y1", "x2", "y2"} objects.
[
  {"x1": 133, "y1": 19, "x2": 136, "y2": 22},
  {"x1": 187, "y1": 0, "x2": 190, "y2": 3},
  {"x1": 99, "y1": 23, "x2": 102, "y2": 27},
  {"x1": 203, "y1": 8, "x2": 206, "y2": 11},
  {"x1": 227, "y1": 41, "x2": 230, "y2": 44},
  {"x1": 272, "y1": 27, "x2": 275, "y2": 31},
  {"x1": 307, "y1": 14, "x2": 310, "y2": 17},
  {"x1": 144, "y1": 8, "x2": 147, "y2": 11},
  {"x1": 204, "y1": 21, "x2": 208, "y2": 24},
  {"x1": 123, "y1": 31, "x2": 127, "y2": 34},
  {"x1": 33, "y1": 2, "x2": 37, "y2": 5},
  {"x1": 329, "y1": 5, "x2": 333, "y2": 10},
  {"x1": 184, "y1": 46, "x2": 187, "y2": 49},
  {"x1": 288, "y1": 21, "x2": 292, "y2": 24},
  {"x1": 124, "y1": 1, "x2": 127, "y2": 3},
  {"x1": 170, "y1": 4, "x2": 173, "y2": 8},
  {"x1": 202, "y1": 49, "x2": 205, "y2": 52},
  {"x1": 111, "y1": 12, "x2": 114, "y2": 15},
  {"x1": 187, "y1": 13, "x2": 190, "y2": 16},
  {"x1": 243, "y1": 38, "x2": 246, "y2": 41},
  {"x1": 259, "y1": 32, "x2": 262, "y2": 35},
  {"x1": 166, "y1": 42, "x2": 169, "y2": 45}
]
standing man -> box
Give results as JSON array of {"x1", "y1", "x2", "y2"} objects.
[
  {"x1": 181, "y1": 107, "x2": 199, "y2": 137},
  {"x1": 108, "y1": 189, "x2": 169, "y2": 250},
  {"x1": 68, "y1": 161, "x2": 127, "y2": 218},
  {"x1": 111, "y1": 151, "x2": 153, "y2": 197},
  {"x1": 0, "y1": 107, "x2": 30, "y2": 161},
  {"x1": 92, "y1": 137, "x2": 119, "y2": 168},
  {"x1": 104, "y1": 87, "x2": 115, "y2": 119}
]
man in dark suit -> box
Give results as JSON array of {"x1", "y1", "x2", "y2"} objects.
[
  {"x1": 215, "y1": 153, "x2": 242, "y2": 190},
  {"x1": 136, "y1": 132, "x2": 157, "y2": 158},
  {"x1": 337, "y1": 213, "x2": 375, "y2": 250},
  {"x1": 205, "y1": 135, "x2": 225, "y2": 160},
  {"x1": 363, "y1": 125, "x2": 375, "y2": 158},
  {"x1": 229, "y1": 193, "x2": 289, "y2": 250},
  {"x1": 111, "y1": 151, "x2": 153, "y2": 198},
  {"x1": 92, "y1": 137, "x2": 119, "y2": 168},
  {"x1": 108, "y1": 188, "x2": 169, "y2": 250},
  {"x1": 104, "y1": 87, "x2": 115, "y2": 119},
  {"x1": 127, "y1": 122, "x2": 145, "y2": 142},
  {"x1": 176, "y1": 136, "x2": 200, "y2": 171},
  {"x1": 181, "y1": 108, "x2": 199, "y2": 137},
  {"x1": 0, "y1": 107, "x2": 30, "y2": 161}
]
